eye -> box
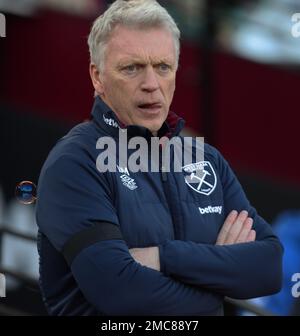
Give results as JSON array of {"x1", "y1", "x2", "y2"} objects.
[
  {"x1": 157, "y1": 63, "x2": 171, "y2": 73},
  {"x1": 122, "y1": 64, "x2": 141, "y2": 74}
]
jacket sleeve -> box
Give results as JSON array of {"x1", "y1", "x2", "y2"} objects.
[
  {"x1": 158, "y1": 148, "x2": 283, "y2": 299},
  {"x1": 36, "y1": 152, "x2": 222, "y2": 315}
]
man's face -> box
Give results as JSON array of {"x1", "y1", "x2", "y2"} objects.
[{"x1": 92, "y1": 25, "x2": 177, "y2": 134}]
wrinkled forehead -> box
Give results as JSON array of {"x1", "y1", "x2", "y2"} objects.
[{"x1": 106, "y1": 24, "x2": 177, "y2": 64}]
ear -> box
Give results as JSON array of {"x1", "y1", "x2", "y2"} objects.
[{"x1": 89, "y1": 63, "x2": 104, "y2": 95}]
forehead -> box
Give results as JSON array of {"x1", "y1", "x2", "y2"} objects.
[{"x1": 106, "y1": 25, "x2": 176, "y2": 64}]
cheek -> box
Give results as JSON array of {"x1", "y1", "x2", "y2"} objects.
[
  {"x1": 109, "y1": 78, "x2": 133, "y2": 96},
  {"x1": 104, "y1": 79, "x2": 126, "y2": 100},
  {"x1": 165, "y1": 81, "x2": 176, "y2": 103}
]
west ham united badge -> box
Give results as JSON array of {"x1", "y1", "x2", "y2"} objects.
[{"x1": 183, "y1": 161, "x2": 217, "y2": 196}]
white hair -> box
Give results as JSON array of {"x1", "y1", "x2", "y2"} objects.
[{"x1": 87, "y1": 0, "x2": 181, "y2": 72}]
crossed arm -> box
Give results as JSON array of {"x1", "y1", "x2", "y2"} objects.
[
  {"x1": 130, "y1": 210, "x2": 283, "y2": 299},
  {"x1": 130, "y1": 210, "x2": 255, "y2": 271}
]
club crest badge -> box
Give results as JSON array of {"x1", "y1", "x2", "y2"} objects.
[{"x1": 182, "y1": 161, "x2": 217, "y2": 195}]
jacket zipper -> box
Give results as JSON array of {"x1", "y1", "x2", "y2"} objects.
[{"x1": 159, "y1": 144, "x2": 168, "y2": 182}]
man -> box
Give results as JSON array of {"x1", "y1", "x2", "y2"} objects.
[{"x1": 36, "y1": 0, "x2": 283, "y2": 315}]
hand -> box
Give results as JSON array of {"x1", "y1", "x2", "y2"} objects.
[
  {"x1": 129, "y1": 246, "x2": 160, "y2": 271},
  {"x1": 216, "y1": 210, "x2": 256, "y2": 245}
]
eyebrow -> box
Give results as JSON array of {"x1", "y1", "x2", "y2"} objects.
[{"x1": 117, "y1": 57, "x2": 174, "y2": 67}]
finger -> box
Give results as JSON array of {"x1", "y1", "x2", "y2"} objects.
[
  {"x1": 216, "y1": 210, "x2": 238, "y2": 245},
  {"x1": 129, "y1": 248, "x2": 138, "y2": 254},
  {"x1": 246, "y1": 229, "x2": 256, "y2": 242},
  {"x1": 224, "y1": 210, "x2": 249, "y2": 245},
  {"x1": 236, "y1": 218, "x2": 253, "y2": 243},
  {"x1": 129, "y1": 248, "x2": 142, "y2": 259}
]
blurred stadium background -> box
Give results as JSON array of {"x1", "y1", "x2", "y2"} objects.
[{"x1": 0, "y1": 0, "x2": 300, "y2": 316}]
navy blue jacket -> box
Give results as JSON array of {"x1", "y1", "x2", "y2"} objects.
[{"x1": 36, "y1": 97, "x2": 283, "y2": 315}]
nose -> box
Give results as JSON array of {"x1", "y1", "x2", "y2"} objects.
[{"x1": 140, "y1": 66, "x2": 160, "y2": 92}]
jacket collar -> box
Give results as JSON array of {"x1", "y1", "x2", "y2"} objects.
[{"x1": 91, "y1": 96, "x2": 185, "y2": 140}]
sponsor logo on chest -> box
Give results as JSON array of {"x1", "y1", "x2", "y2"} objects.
[{"x1": 199, "y1": 205, "x2": 222, "y2": 215}]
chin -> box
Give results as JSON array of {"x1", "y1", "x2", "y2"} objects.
[{"x1": 145, "y1": 122, "x2": 163, "y2": 134}]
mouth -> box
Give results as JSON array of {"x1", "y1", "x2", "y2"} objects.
[{"x1": 137, "y1": 102, "x2": 162, "y2": 115}]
